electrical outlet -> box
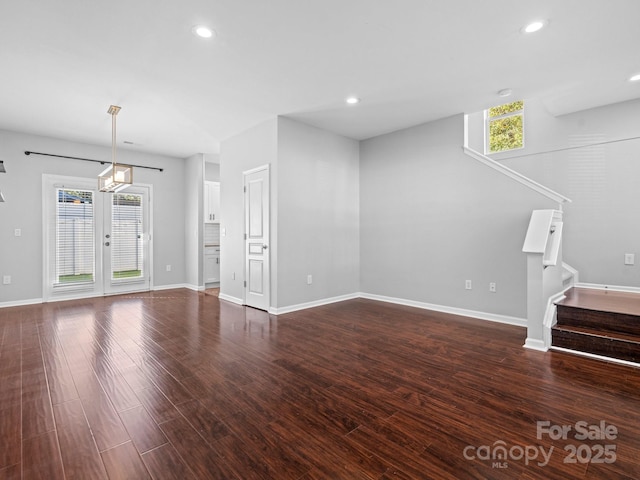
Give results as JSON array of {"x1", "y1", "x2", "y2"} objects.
[
  {"x1": 166, "y1": 265, "x2": 172, "y2": 272},
  {"x1": 624, "y1": 253, "x2": 635, "y2": 265},
  {"x1": 3, "y1": 275, "x2": 11, "y2": 285},
  {"x1": 307, "y1": 275, "x2": 313, "y2": 285},
  {"x1": 465, "y1": 280, "x2": 472, "y2": 290},
  {"x1": 489, "y1": 282, "x2": 497, "y2": 293},
  {"x1": 14, "y1": 229, "x2": 21, "y2": 237}
]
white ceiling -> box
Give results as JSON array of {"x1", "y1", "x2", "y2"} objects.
[{"x1": 1, "y1": 0, "x2": 639, "y2": 159}]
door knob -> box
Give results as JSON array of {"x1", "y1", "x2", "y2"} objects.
[
  {"x1": 104, "y1": 241, "x2": 110, "y2": 246},
  {"x1": 105, "y1": 234, "x2": 110, "y2": 238},
  {"x1": 262, "y1": 245, "x2": 268, "y2": 250}
]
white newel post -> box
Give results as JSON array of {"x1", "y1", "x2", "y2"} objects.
[{"x1": 522, "y1": 210, "x2": 564, "y2": 351}]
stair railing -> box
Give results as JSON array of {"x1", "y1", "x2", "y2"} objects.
[{"x1": 463, "y1": 116, "x2": 573, "y2": 351}]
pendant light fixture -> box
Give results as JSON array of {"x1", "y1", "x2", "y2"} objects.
[{"x1": 98, "y1": 105, "x2": 133, "y2": 192}]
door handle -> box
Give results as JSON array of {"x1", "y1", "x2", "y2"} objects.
[
  {"x1": 104, "y1": 242, "x2": 110, "y2": 246},
  {"x1": 105, "y1": 234, "x2": 110, "y2": 238},
  {"x1": 262, "y1": 245, "x2": 268, "y2": 250}
]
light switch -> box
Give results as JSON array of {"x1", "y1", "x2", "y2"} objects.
[{"x1": 625, "y1": 253, "x2": 635, "y2": 265}]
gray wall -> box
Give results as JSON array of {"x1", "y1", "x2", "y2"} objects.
[
  {"x1": 219, "y1": 119, "x2": 278, "y2": 303},
  {"x1": 276, "y1": 117, "x2": 360, "y2": 308},
  {"x1": 0, "y1": 129, "x2": 186, "y2": 304},
  {"x1": 499, "y1": 98, "x2": 640, "y2": 287},
  {"x1": 184, "y1": 153, "x2": 204, "y2": 289},
  {"x1": 219, "y1": 117, "x2": 360, "y2": 310},
  {"x1": 359, "y1": 114, "x2": 557, "y2": 318}
]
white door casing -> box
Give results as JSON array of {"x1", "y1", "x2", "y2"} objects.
[{"x1": 244, "y1": 166, "x2": 270, "y2": 311}]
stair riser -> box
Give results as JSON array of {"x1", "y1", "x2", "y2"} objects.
[
  {"x1": 556, "y1": 305, "x2": 640, "y2": 337},
  {"x1": 552, "y1": 329, "x2": 640, "y2": 363}
]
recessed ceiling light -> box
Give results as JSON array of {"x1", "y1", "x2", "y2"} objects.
[
  {"x1": 523, "y1": 20, "x2": 547, "y2": 33},
  {"x1": 498, "y1": 88, "x2": 513, "y2": 97},
  {"x1": 345, "y1": 96, "x2": 360, "y2": 105},
  {"x1": 192, "y1": 25, "x2": 215, "y2": 38},
  {"x1": 630, "y1": 73, "x2": 640, "y2": 82}
]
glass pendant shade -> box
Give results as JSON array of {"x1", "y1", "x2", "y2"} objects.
[{"x1": 98, "y1": 163, "x2": 133, "y2": 192}]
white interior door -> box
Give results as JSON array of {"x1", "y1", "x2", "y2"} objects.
[
  {"x1": 244, "y1": 166, "x2": 270, "y2": 311},
  {"x1": 103, "y1": 187, "x2": 151, "y2": 295}
]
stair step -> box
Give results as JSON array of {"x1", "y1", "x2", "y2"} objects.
[
  {"x1": 556, "y1": 305, "x2": 640, "y2": 337},
  {"x1": 552, "y1": 287, "x2": 640, "y2": 364},
  {"x1": 552, "y1": 325, "x2": 640, "y2": 363},
  {"x1": 555, "y1": 288, "x2": 640, "y2": 337}
]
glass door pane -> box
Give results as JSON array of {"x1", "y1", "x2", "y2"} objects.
[
  {"x1": 111, "y1": 193, "x2": 143, "y2": 280},
  {"x1": 55, "y1": 188, "x2": 95, "y2": 285}
]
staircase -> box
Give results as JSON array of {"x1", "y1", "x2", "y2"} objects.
[{"x1": 552, "y1": 287, "x2": 640, "y2": 364}]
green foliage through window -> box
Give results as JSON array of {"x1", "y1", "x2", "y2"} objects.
[
  {"x1": 488, "y1": 100, "x2": 523, "y2": 118},
  {"x1": 487, "y1": 101, "x2": 524, "y2": 153}
]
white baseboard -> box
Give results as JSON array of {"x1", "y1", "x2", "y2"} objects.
[
  {"x1": 218, "y1": 293, "x2": 243, "y2": 305},
  {"x1": 154, "y1": 283, "x2": 204, "y2": 292},
  {"x1": 523, "y1": 338, "x2": 548, "y2": 351},
  {"x1": 269, "y1": 293, "x2": 360, "y2": 315},
  {"x1": 359, "y1": 292, "x2": 527, "y2": 327},
  {"x1": 0, "y1": 297, "x2": 44, "y2": 308},
  {"x1": 153, "y1": 283, "x2": 191, "y2": 292}
]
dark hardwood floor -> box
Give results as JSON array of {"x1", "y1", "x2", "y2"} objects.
[{"x1": 2, "y1": 289, "x2": 640, "y2": 479}]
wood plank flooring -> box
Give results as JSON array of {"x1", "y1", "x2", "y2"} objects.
[{"x1": 2, "y1": 289, "x2": 640, "y2": 479}]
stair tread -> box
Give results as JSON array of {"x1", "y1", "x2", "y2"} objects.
[
  {"x1": 556, "y1": 287, "x2": 640, "y2": 317},
  {"x1": 552, "y1": 287, "x2": 640, "y2": 363},
  {"x1": 552, "y1": 324, "x2": 640, "y2": 344}
]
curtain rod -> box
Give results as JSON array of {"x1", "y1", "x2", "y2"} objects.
[{"x1": 24, "y1": 150, "x2": 164, "y2": 172}]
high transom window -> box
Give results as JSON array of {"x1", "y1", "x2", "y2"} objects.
[{"x1": 486, "y1": 100, "x2": 524, "y2": 154}]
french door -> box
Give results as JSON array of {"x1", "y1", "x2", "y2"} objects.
[
  {"x1": 43, "y1": 175, "x2": 151, "y2": 301},
  {"x1": 103, "y1": 187, "x2": 150, "y2": 295}
]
